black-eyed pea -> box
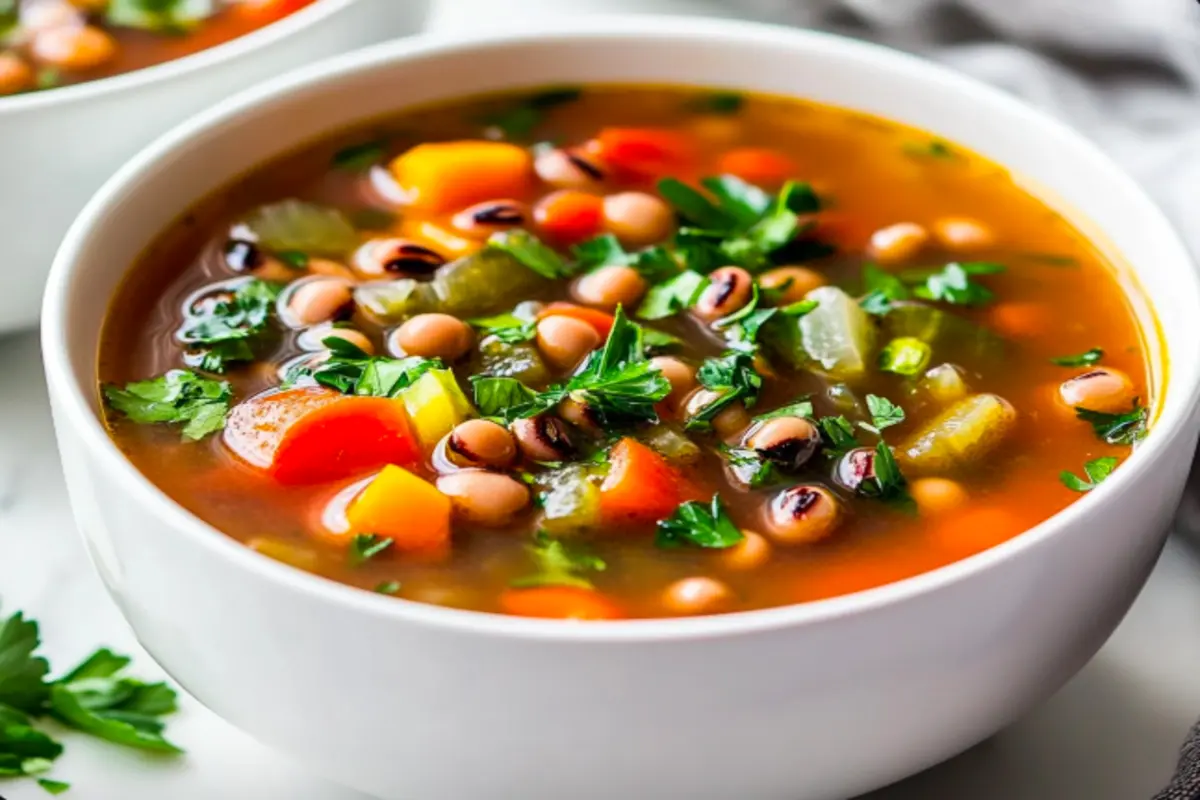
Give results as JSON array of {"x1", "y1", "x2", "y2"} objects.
[
  {"x1": 31, "y1": 25, "x2": 117, "y2": 71},
  {"x1": 833, "y1": 447, "x2": 878, "y2": 493},
  {"x1": 663, "y1": 577, "x2": 735, "y2": 616},
  {"x1": 301, "y1": 323, "x2": 374, "y2": 354},
  {"x1": 1058, "y1": 367, "x2": 1136, "y2": 414},
  {"x1": 559, "y1": 397, "x2": 601, "y2": 433},
  {"x1": 933, "y1": 216, "x2": 995, "y2": 252},
  {"x1": 571, "y1": 265, "x2": 647, "y2": 310},
  {"x1": 758, "y1": 266, "x2": 825, "y2": 304},
  {"x1": 536, "y1": 315, "x2": 602, "y2": 370},
  {"x1": 602, "y1": 191, "x2": 675, "y2": 247},
  {"x1": 534, "y1": 147, "x2": 606, "y2": 189},
  {"x1": 722, "y1": 531, "x2": 772, "y2": 571},
  {"x1": 511, "y1": 416, "x2": 575, "y2": 462},
  {"x1": 649, "y1": 356, "x2": 697, "y2": 409},
  {"x1": 436, "y1": 470, "x2": 530, "y2": 527},
  {"x1": 684, "y1": 389, "x2": 751, "y2": 441},
  {"x1": 764, "y1": 485, "x2": 842, "y2": 545},
  {"x1": 20, "y1": 0, "x2": 80, "y2": 30},
  {"x1": 353, "y1": 238, "x2": 445, "y2": 278},
  {"x1": 744, "y1": 416, "x2": 822, "y2": 471},
  {"x1": 868, "y1": 222, "x2": 929, "y2": 264},
  {"x1": 693, "y1": 266, "x2": 753, "y2": 322},
  {"x1": 0, "y1": 53, "x2": 34, "y2": 95},
  {"x1": 451, "y1": 199, "x2": 528, "y2": 239},
  {"x1": 391, "y1": 313, "x2": 473, "y2": 361},
  {"x1": 447, "y1": 419, "x2": 517, "y2": 470},
  {"x1": 910, "y1": 478, "x2": 968, "y2": 515},
  {"x1": 286, "y1": 278, "x2": 353, "y2": 327}
]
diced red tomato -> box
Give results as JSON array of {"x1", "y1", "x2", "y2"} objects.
[
  {"x1": 594, "y1": 127, "x2": 697, "y2": 180},
  {"x1": 534, "y1": 190, "x2": 604, "y2": 245}
]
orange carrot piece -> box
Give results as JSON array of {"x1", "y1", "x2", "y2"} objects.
[
  {"x1": 537, "y1": 302, "x2": 615, "y2": 338},
  {"x1": 223, "y1": 387, "x2": 419, "y2": 485},
  {"x1": 534, "y1": 190, "x2": 604, "y2": 246},
  {"x1": 500, "y1": 586, "x2": 624, "y2": 620},
  {"x1": 390, "y1": 141, "x2": 532, "y2": 213},
  {"x1": 595, "y1": 127, "x2": 697, "y2": 179},
  {"x1": 345, "y1": 465, "x2": 452, "y2": 553},
  {"x1": 600, "y1": 438, "x2": 702, "y2": 525},
  {"x1": 716, "y1": 147, "x2": 797, "y2": 187}
]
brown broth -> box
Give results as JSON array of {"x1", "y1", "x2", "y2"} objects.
[{"x1": 98, "y1": 85, "x2": 1152, "y2": 618}]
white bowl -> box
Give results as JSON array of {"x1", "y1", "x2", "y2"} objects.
[
  {"x1": 41, "y1": 17, "x2": 1200, "y2": 800},
  {"x1": 0, "y1": 0, "x2": 429, "y2": 334}
]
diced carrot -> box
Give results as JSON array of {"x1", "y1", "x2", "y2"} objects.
[
  {"x1": 600, "y1": 438, "x2": 703, "y2": 525},
  {"x1": 400, "y1": 219, "x2": 482, "y2": 259},
  {"x1": 716, "y1": 147, "x2": 797, "y2": 187},
  {"x1": 534, "y1": 190, "x2": 603, "y2": 246},
  {"x1": 390, "y1": 141, "x2": 532, "y2": 213},
  {"x1": 594, "y1": 127, "x2": 697, "y2": 179},
  {"x1": 537, "y1": 302, "x2": 615, "y2": 338},
  {"x1": 499, "y1": 586, "x2": 624, "y2": 620},
  {"x1": 223, "y1": 387, "x2": 419, "y2": 484},
  {"x1": 345, "y1": 465, "x2": 452, "y2": 553},
  {"x1": 987, "y1": 302, "x2": 1051, "y2": 339}
]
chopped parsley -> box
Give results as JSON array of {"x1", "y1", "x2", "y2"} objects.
[
  {"x1": 103, "y1": 370, "x2": 231, "y2": 441},
  {"x1": 637, "y1": 271, "x2": 707, "y2": 320},
  {"x1": 487, "y1": 229, "x2": 575, "y2": 280},
  {"x1": 331, "y1": 139, "x2": 387, "y2": 172},
  {"x1": 686, "y1": 351, "x2": 763, "y2": 431},
  {"x1": 858, "y1": 442, "x2": 915, "y2": 512},
  {"x1": 862, "y1": 394, "x2": 906, "y2": 433},
  {"x1": 348, "y1": 534, "x2": 393, "y2": 566},
  {"x1": 817, "y1": 415, "x2": 860, "y2": 457},
  {"x1": 656, "y1": 495, "x2": 745, "y2": 549},
  {"x1": 481, "y1": 86, "x2": 583, "y2": 140},
  {"x1": 1060, "y1": 456, "x2": 1119, "y2": 493},
  {"x1": 374, "y1": 581, "x2": 402, "y2": 596},
  {"x1": 177, "y1": 279, "x2": 282, "y2": 373},
  {"x1": 106, "y1": 0, "x2": 218, "y2": 33},
  {"x1": 572, "y1": 235, "x2": 678, "y2": 283},
  {"x1": 753, "y1": 400, "x2": 815, "y2": 422},
  {"x1": 288, "y1": 338, "x2": 441, "y2": 397},
  {"x1": 467, "y1": 312, "x2": 537, "y2": 344},
  {"x1": 275, "y1": 250, "x2": 309, "y2": 270},
  {"x1": 511, "y1": 532, "x2": 606, "y2": 589},
  {"x1": 910, "y1": 262, "x2": 1004, "y2": 306},
  {"x1": 721, "y1": 445, "x2": 786, "y2": 489},
  {"x1": 470, "y1": 376, "x2": 544, "y2": 422},
  {"x1": 687, "y1": 91, "x2": 744, "y2": 115},
  {"x1": 713, "y1": 285, "x2": 779, "y2": 353},
  {"x1": 1075, "y1": 402, "x2": 1148, "y2": 445},
  {"x1": 38, "y1": 778, "x2": 71, "y2": 794},
  {"x1": 859, "y1": 264, "x2": 910, "y2": 316},
  {"x1": 1050, "y1": 348, "x2": 1104, "y2": 367},
  {"x1": 903, "y1": 139, "x2": 955, "y2": 159}
]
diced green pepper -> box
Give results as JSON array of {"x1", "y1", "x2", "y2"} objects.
[{"x1": 476, "y1": 337, "x2": 551, "y2": 385}]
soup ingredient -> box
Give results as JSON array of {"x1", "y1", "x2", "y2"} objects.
[
  {"x1": 0, "y1": 52, "x2": 34, "y2": 94},
  {"x1": 354, "y1": 238, "x2": 446, "y2": 278},
  {"x1": 289, "y1": 338, "x2": 440, "y2": 397},
  {"x1": 663, "y1": 577, "x2": 736, "y2": 615},
  {"x1": 486, "y1": 229, "x2": 573, "y2": 280},
  {"x1": 1059, "y1": 456, "x2": 1119, "y2": 493},
  {"x1": 511, "y1": 416, "x2": 575, "y2": 462},
  {"x1": 536, "y1": 314, "x2": 602, "y2": 370},
  {"x1": 911, "y1": 262, "x2": 1002, "y2": 307},
  {"x1": 1050, "y1": 348, "x2": 1104, "y2": 367},
  {"x1": 396, "y1": 369, "x2": 473, "y2": 448},
  {"x1": 499, "y1": 586, "x2": 622, "y2": 620},
  {"x1": 482, "y1": 86, "x2": 582, "y2": 141},
  {"x1": 1075, "y1": 402, "x2": 1148, "y2": 445},
  {"x1": 393, "y1": 313, "x2": 474, "y2": 361},
  {"x1": 899, "y1": 393, "x2": 1017, "y2": 473},
  {"x1": 920, "y1": 363, "x2": 969, "y2": 406},
  {"x1": 933, "y1": 217, "x2": 995, "y2": 252},
  {"x1": 716, "y1": 147, "x2": 796, "y2": 187},
  {"x1": 286, "y1": 278, "x2": 352, "y2": 327},
  {"x1": 595, "y1": 127, "x2": 696, "y2": 179},
  {"x1": 534, "y1": 147, "x2": 607, "y2": 189},
  {"x1": 878, "y1": 336, "x2": 932, "y2": 377},
  {"x1": 721, "y1": 530, "x2": 772, "y2": 570},
  {"x1": 390, "y1": 141, "x2": 532, "y2": 213},
  {"x1": 447, "y1": 419, "x2": 517, "y2": 469},
  {"x1": 791, "y1": 286, "x2": 876, "y2": 381},
  {"x1": 223, "y1": 387, "x2": 419, "y2": 483},
  {"x1": 693, "y1": 266, "x2": 753, "y2": 322},
  {"x1": 600, "y1": 438, "x2": 699, "y2": 524},
  {"x1": 437, "y1": 470, "x2": 530, "y2": 527},
  {"x1": 538, "y1": 463, "x2": 602, "y2": 534},
  {"x1": 1058, "y1": 367, "x2": 1136, "y2": 414},
  {"x1": 245, "y1": 200, "x2": 358, "y2": 257},
  {"x1": 178, "y1": 279, "x2": 281, "y2": 372},
  {"x1": 103, "y1": 370, "x2": 231, "y2": 441},
  {"x1": 511, "y1": 532, "x2": 606, "y2": 589},
  {"x1": 759, "y1": 266, "x2": 825, "y2": 304},
  {"x1": 868, "y1": 222, "x2": 928, "y2": 264},
  {"x1": 656, "y1": 494, "x2": 744, "y2": 549},
  {"x1": 536, "y1": 302, "x2": 615, "y2": 338},
  {"x1": 764, "y1": 484, "x2": 842, "y2": 544},
  {"x1": 30, "y1": 25, "x2": 117, "y2": 71},
  {"x1": 534, "y1": 190, "x2": 603, "y2": 245},
  {"x1": 909, "y1": 477, "x2": 968, "y2": 514},
  {"x1": 572, "y1": 264, "x2": 648, "y2": 309},
  {"x1": 348, "y1": 534, "x2": 393, "y2": 565},
  {"x1": 346, "y1": 465, "x2": 452, "y2": 552},
  {"x1": 743, "y1": 415, "x2": 822, "y2": 471},
  {"x1": 602, "y1": 191, "x2": 675, "y2": 246},
  {"x1": 648, "y1": 356, "x2": 697, "y2": 408},
  {"x1": 637, "y1": 270, "x2": 706, "y2": 320},
  {"x1": 452, "y1": 199, "x2": 529, "y2": 238}
]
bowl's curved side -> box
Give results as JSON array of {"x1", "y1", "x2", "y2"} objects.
[
  {"x1": 41, "y1": 19, "x2": 1200, "y2": 800},
  {"x1": 0, "y1": 0, "x2": 429, "y2": 334}
]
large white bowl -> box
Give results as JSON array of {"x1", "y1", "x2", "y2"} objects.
[
  {"x1": 0, "y1": 0, "x2": 428, "y2": 334},
  {"x1": 41, "y1": 18, "x2": 1200, "y2": 800}
]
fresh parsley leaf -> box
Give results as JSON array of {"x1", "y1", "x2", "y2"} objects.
[
  {"x1": 0, "y1": 720, "x2": 63, "y2": 779},
  {"x1": 687, "y1": 351, "x2": 763, "y2": 430},
  {"x1": 488, "y1": 229, "x2": 574, "y2": 279},
  {"x1": 564, "y1": 307, "x2": 670, "y2": 427},
  {"x1": 374, "y1": 581, "x2": 402, "y2": 595},
  {"x1": 714, "y1": 286, "x2": 779, "y2": 353},
  {"x1": 1075, "y1": 402, "x2": 1148, "y2": 445},
  {"x1": 637, "y1": 271, "x2": 706, "y2": 320},
  {"x1": 753, "y1": 400, "x2": 814, "y2": 422},
  {"x1": 481, "y1": 86, "x2": 583, "y2": 140},
  {"x1": 348, "y1": 534, "x2": 393, "y2": 566},
  {"x1": 1021, "y1": 252, "x2": 1079, "y2": 267},
  {"x1": 701, "y1": 175, "x2": 773, "y2": 226},
  {"x1": 331, "y1": 139, "x2": 386, "y2": 171},
  {"x1": 859, "y1": 263, "x2": 910, "y2": 316},
  {"x1": 511, "y1": 532, "x2": 606, "y2": 589},
  {"x1": 1051, "y1": 348, "x2": 1104, "y2": 367},
  {"x1": 0, "y1": 612, "x2": 50, "y2": 716},
  {"x1": 911, "y1": 262, "x2": 999, "y2": 306},
  {"x1": 288, "y1": 338, "x2": 441, "y2": 397},
  {"x1": 106, "y1": 0, "x2": 217, "y2": 33},
  {"x1": 878, "y1": 337, "x2": 932, "y2": 376},
  {"x1": 720, "y1": 445, "x2": 786, "y2": 489},
  {"x1": 470, "y1": 376, "x2": 550, "y2": 422},
  {"x1": 642, "y1": 328, "x2": 684, "y2": 354},
  {"x1": 177, "y1": 279, "x2": 282, "y2": 373},
  {"x1": 864, "y1": 394, "x2": 906, "y2": 432},
  {"x1": 658, "y1": 178, "x2": 734, "y2": 230},
  {"x1": 572, "y1": 234, "x2": 633, "y2": 270},
  {"x1": 688, "y1": 91, "x2": 744, "y2": 115},
  {"x1": 1060, "y1": 456, "x2": 1119, "y2": 492},
  {"x1": 103, "y1": 370, "x2": 231, "y2": 441},
  {"x1": 656, "y1": 495, "x2": 745, "y2": 549},
  {"x1": 859, "y1": 441, "x2": 915, "y2": 512},
  {"x1": 467, "y1": 312, "x2": 537, "y2": 344},
  {"x1": 38, "y1": 778, "x2": 71, "y2": 794},
  {"x1": 817, "y1": 415, "x2": 860, "y2": 457}
]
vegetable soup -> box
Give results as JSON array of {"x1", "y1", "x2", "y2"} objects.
[
  {"x1": 0, "y1": 0, "x2": 316, "y2": 95},
  {"x1": 98, "y1": 85, "x2": 1152, "y2": 620}
]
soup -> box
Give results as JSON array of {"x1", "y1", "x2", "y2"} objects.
[
  {"x1": 97, "y1": 85, "x2": 1152, "y2": 620},
  {"x1": 0, "y1": 0, "x2": 316, "y2": 95}
]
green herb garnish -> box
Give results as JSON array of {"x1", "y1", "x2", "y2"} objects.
[
  {"x1": 903, "y1": 139, "x2": 955, "y2": 159},
  {"x1": 862, "y1": 394, "x2": 906, "y2": 433},
  {"x1": 470, "y1": 376, "x2": 545, "y2": 421},
  {"x1": 481, "y1": 86, "x2": 583, "y2": 140},
  {"x1": 275, "y1": 250, "x2": 309, "y2": 270},
  {"x1": 1075, "y1": 402, "x2": 1148, "y2": 445},
  {"x1": 753, "y1": 400, "x2": 815, "y2": 422},
  {"x1": 859, "y1": 263, "x2": 910, "y2": 316},
  {"x1": 288, "y1": 338, "x2": 441, "y2": 397},
  {"x1": 177, "y1": 279, "x2": 282, "y2": 373},
  {"x1": 106, "y1": 0, "x2": 218, "y2": 33},
  {"x1": 817, "y1": 415, "x2": 860, "y2": 457},
  {"x1": 656, "y1": 495, "x2": 745, "y2": 549},
  {"x1": 911, "y1": 262, "x2": 1003, "y2": 306},
  {"x1": 511, "y1": 532, "x2": 606, "y2": 589},
  {"x1": 1060, "y1": 456, "x2": 1119, "y2": 492},
  {"x1": 686, "y1": 351, "x2": 763, "y2": 431},
  {"x1": 467, "y1": 312, "x2": 537, "y2": 344},
  {"x1": 374, "y1": 581, "x2": 402, "y2": 596},
  {"x1": 688, "y1": 91, "x2": 744, "y2": 115},
  {"x1": 487, "y1": 229, "x2": 575, "y2": 280},
  {"x1": 720, "y1": 446, "x2": 786, "y2": 489},
  {"x1": 38, "y1": 778, "x2": 71, "y2": 794},
  {"x1": 1051, "y1": 348, "x2": 1104, "y2": 367},
  {"x1": 331, "y1": 139, "x2": 387, "y2": 172},
  {"x1": 103, "y1": 370, "x2": 231, "y2": 441},
  {"x1": 858, "y1": 442, "x2": 915, "y2": 512},
  {"x1": 348, "y1": 534, "x2": 394, "y2": 566},
  {"x1": 637, "y1": 271, "x2": 707, "y2": 320}
]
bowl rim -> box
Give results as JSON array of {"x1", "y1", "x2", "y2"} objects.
[
  {"x1": 42, "y1": 15, "x2": 1200, "y2": 643},
  {"x1": 0, "y1": 0, "x2": 359, "y2": 116}
]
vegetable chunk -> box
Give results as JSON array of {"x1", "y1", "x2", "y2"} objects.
[
  {"x1": 390, "y1": 141, "x2": 533, "y2": 213},
  {"x1": 899, "y1": 393, "x2": 1017, "y2": 474},
  {"x1": 600, "y1": 438, "x2": 702, "y2": 525},
  {"x1": 346, "y1": 465, "x2": 452, "y2": 552}
]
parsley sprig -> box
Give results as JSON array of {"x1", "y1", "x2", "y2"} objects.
[
  {"x1": 1075, "y1": 401, "x2": 1148, "y2": 445},
  {"x1": 511, "y1": 532, "x2": 606, "y2": 589},
  {"x1": 103, "y1": 370, "x2": 231, "y2": 441},
  {"x1": 656, "y1": 495, "x2": 745, "y2": 549},
  {"x1": 287, "y1": 338, "x2": 441, "y2": 397},
  {"x1": 686, "y1": 351, "x2": 763, "y2": 431},
  {"x1": 1051, "y1": 348, "x2": 1104, "y2": 367},
  {"x1": 1060, "y1": 456, "x2": 1119, "y2": 492},
  {"x1": 177, "y1": 279, "x2": 282, "y2": 373}
]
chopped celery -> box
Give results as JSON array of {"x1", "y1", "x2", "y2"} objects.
[
  {"x1": 879, "y1": 336, "x2": 932, "y2": 376},
  {"x1": 899, "y1": 393, "x2": 1016, "y2": 473},
  {"x1": 884, "y1": 302, "x2": 1004, "y2": 364},
  {"x1": 476, "y1": 336, "x2": 551, "y2": 385},
  {"x1": 397, "y1": 369, "x2": 473, "y2": 448},
  {"x1": 777, "y1": 286, "x2": 876, "y2": 382},
  {"x1": 921, "y1": 363, "x2": 970, "y2": 405},
  {"x1": 641, "y1": 425, "x2": 703, "y2": 465},
  {"x1": 355, "y1": 249, "x2": 551, "y2": 322},
  {"x1": 539, "y1": 465, "x2": 603, "y2": 535},
  {"x1": 244, "y1": 199, "x2": 359, "y2": 257}
]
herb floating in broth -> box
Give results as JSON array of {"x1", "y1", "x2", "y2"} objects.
[{"x1": 96, "y1": 84, "x2": 1153, "y2": 619}]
